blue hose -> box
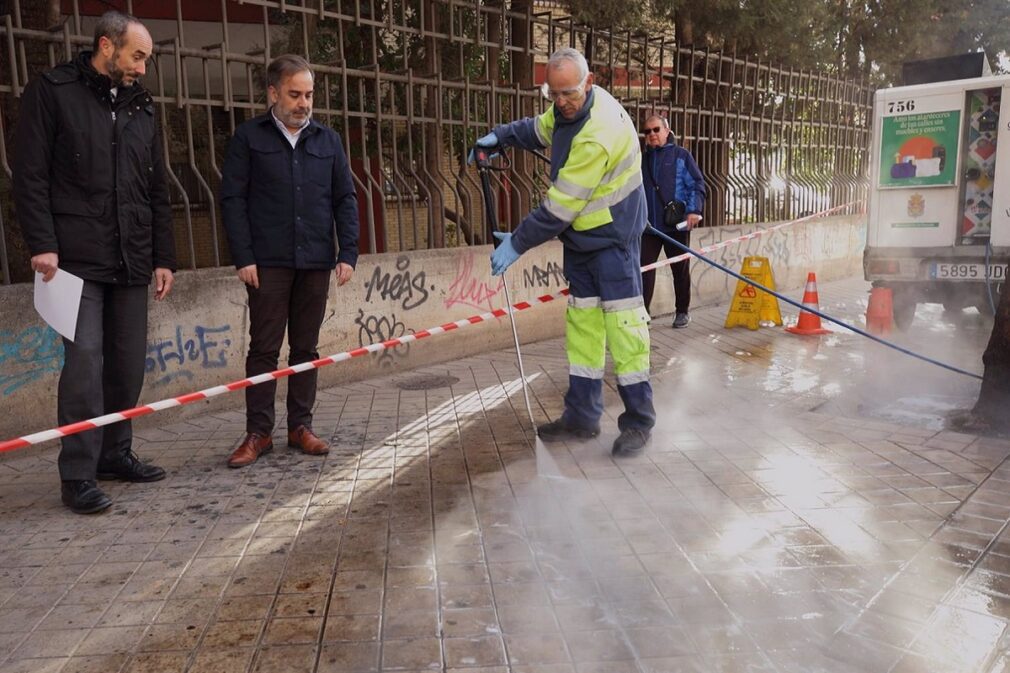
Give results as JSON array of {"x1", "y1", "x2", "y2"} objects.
[
  {"x1": 647, "y1": 226, "x2": 983, "y2": 381},
  {"x1": 985, "y1": 239, "x2": 997, "y2": 315}
]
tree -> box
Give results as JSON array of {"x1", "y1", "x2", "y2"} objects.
[
  {"x1": 846, "y1": 0, "x2": 1010, "y2": 82},
  {"x1": 0, "y1": 0, "x2": 62, "y2": 283},
  {"x1": 955, "y1": 281, "x2": 1010, "y2": 436},
  {"x1": 570, "y1": 0, "x2": 1010, "y2": 85}
]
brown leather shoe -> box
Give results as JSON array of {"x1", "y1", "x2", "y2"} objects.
[
  {"x1": 288, "y1": 426, "x2": 329, "y2": 455},
  {"x1": 227, "y1": 433, "x2": 273, "y2": 468}
]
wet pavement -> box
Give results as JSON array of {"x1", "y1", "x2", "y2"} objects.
[{"x1": 0, "y1": 276, "x2": 1009, "y2": 673}]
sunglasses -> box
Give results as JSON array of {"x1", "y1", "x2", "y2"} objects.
[{"x1": 644, "y1": 126, "x2": 664, "y2": 134}]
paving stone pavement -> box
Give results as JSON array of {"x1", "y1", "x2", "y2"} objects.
[{"x1": 1, "y1": 277, "x2": 1009, "y2": 673}]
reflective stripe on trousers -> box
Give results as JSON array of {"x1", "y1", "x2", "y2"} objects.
[{"x1": 561, "y1": 242, "x2": 656, "y2": 433}]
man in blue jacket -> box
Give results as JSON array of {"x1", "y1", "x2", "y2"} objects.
[
  {"x1": 473, "y1": 48, "x2": 656, "y2": 457},
  {"x1": 222, "y1": 54, "x2": 359, "y2": 468},
  {"x1": 640, "y1": 115, "x2": 706, "y2": 328}
]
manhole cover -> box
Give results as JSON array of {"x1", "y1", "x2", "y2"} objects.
[{"x1": 394, "y1": 374, "x2": 460, "y2": 390}]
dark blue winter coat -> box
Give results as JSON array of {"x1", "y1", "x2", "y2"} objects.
[
  {"x1": 642, "y1": 140, "x2": 706, "y2": 232},
  {"x1": 221, "y1": 112, "x2": 359, "y2": 270}
]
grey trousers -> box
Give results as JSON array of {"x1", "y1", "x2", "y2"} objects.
[{"x1": 57, "y1": 281, "x2": 148, "y2": 480}]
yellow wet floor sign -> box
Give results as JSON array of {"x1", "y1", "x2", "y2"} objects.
[{"x1": 724, "y1": 256, "x2": 783, "y2": 330}]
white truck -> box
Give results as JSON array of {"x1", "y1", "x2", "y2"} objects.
[{"x1": 864, "y1": 56, "x2": 1010, "y2": 328}]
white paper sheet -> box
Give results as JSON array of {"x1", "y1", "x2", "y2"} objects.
[
  {"x1": 33, "y1": 269, "x2": 84, "y2": 342},
  {"x1": 676, "y1": 215, "x2": 703, "y2": 231}
]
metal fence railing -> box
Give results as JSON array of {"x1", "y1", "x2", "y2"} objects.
[{"x1": 0, "y1": 0, "x2": 872, "y2": 285}]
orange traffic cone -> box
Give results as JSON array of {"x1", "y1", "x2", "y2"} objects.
[
  {"x1": 786, "y1": 272, "x2": 830, "y2": 335},
  {"x1": 865, "y1": 287, "x2": 893, "y2": 336}
]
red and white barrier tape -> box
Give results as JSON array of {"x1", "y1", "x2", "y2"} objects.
[
  {"x1": 0, "y1": 201, "x2": 860, "y2": 453},
  {"x1": 0, "y1": 292, "x2": 568, "y2": 453}
]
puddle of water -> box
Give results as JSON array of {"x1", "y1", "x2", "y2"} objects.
[
  {"x1": 515, "y1": 462, "x2": 653, "y2": 668},
  {"x1": 860, "y1": 394, "x2": 974, "y2": 432}
]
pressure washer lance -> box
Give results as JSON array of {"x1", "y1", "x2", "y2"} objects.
[{"x1": 473, "y1": 145, "x2": 537, "y2": 430}]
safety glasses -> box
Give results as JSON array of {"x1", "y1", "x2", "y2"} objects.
[{"x1": 540, "y1": 74, "x2": 589, "y2": 102}]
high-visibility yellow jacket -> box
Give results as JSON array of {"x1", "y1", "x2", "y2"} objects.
[{"x1": 493, "y1": 86, "x2": 647, "y2": 255}]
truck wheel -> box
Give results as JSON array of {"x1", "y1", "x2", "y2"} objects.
[{"x1": 893, "y1": 296, "x2": 916, "y2": 330}]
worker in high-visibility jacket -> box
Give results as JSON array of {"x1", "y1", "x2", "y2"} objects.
[{"x1": 472, "y1": 47, "x2": 655, "y2": 456}]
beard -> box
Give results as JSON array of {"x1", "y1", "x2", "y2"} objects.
[
  {"x1": 106, "y1": 51, "x2": 134, "y2": 87},
  {"x1": 275, "y1": 106, "x2": 312, "y2": 129}
]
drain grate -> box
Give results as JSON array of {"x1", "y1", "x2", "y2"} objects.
[{"x1": 393, "y1": 374, "x2": 460, "y2": 390}]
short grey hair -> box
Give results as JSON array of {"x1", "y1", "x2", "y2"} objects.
[
  {"x1": 547, "y1": 47, "x2": 589, "y2": 80},
  {"x1": 645, "y1": 114, "x2": 669, "y2": 128},
  {"x1": 267, "y1": 54, "x2": 313, "y2": 90},
  {"x1": 92, "y1": 10, "x2": 142, "y2": 53}
]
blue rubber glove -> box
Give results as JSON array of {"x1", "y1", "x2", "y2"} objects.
[
  {"x1": 467, "y1": 131, "x2": 500, "y2": 164},
  {"x1": 490, "y1": 231, "x2": 521, "y2": 276}
]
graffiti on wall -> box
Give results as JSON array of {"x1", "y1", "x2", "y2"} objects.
[
  {"x1": 692, "y1": 227, "x2": 789, "y2": 296},
  {"x1": 0, "y1": 326, "x2": 63, "y2": 396},
  {"x1": 359, "y1": 254, "x2": 426, "y2": 366},
  {"x1": 145, "y1": 325, "x2": 233, "y2": 386},
  {"x1": 445, "y1": 252, "x2": 504, "y2": 311},
  {"x1": 523, "y1": 261, "x2": 565, "y2": 289},
  {"x1": 0, "y1": 323, "x2": 235, "y2": 396},
  {"x1": 354, "y1": 309, "x2": 410, "y2": 367},
  {"x1": 364, "y1": 255, "x2": 431, "y2": 310},
  {"x1": 689, "y1": 222, "x2": 841, "y2": 299}
]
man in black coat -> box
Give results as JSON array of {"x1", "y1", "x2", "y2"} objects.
[
  {"x1": 221, "y1": 54, "x2": 359, "y2": 468},
  {"x1": 14, "y1": 11, "x2": 176, "y2": 514}
]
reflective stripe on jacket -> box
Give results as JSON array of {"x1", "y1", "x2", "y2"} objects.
[{"x1": 493, "y1": 86, "x2": 647, "y2": 254}]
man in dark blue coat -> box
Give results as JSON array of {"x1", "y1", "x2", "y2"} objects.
[
  {"x1": 640, "y1": 115, "x2": 706, "y2": 328},
  {"x1": 221, "y1": 54, "x2": 359, "y2": 468}
]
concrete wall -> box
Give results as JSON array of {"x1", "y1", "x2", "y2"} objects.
[
  {"x1": 0, "y1": 214, "x2": 865, "y2": 443},
  {"x1": 651, "y1": 213, "x2": 867, "y2": 316}
]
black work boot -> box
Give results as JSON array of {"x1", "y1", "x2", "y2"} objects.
[
  {"x1": 537, "y1": 418, "x2": 600, "y2": 443},
  {"x1": 96, "y1": 451, "x2": 166, "y2": 482},
  {"x1": 61, "y1": 480, "x2": 113, "y2": 514},
  {"x1": 612, "y1": 429, "x2": 651, "y2": 457}
]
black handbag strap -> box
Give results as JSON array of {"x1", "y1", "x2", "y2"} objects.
[{"x1": 644, "y1": 147, "x2": 678, "y2": 205}]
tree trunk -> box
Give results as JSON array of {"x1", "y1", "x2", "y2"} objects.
[
  {"x1": 487, "y1": 0, "x2": 503, "y2": 84},
  {"x1": 671, "y1": 10, "x2": 694, "y2": 108},
  {"x1": 510, "y1": 0, "x2": 534, "y2": 89},
  {"x1": 968, "y1": 278, "x2": 1010, "y2": 432},
  {"x1": 508, "y1": 0, "x2": 535, "y2": 224},
  {"x1": 1, "y1": 0, "x2": 56, "y2": 283},
  {"x1": 421, "y1": 0, "x2": 446, "y2": 248},
  {"x1": 674, "y1": 10, "x2": 694, "y2": 46}
]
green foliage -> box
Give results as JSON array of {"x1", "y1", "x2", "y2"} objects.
[
  {"x1": 854, "y1": 0, "x2": 1010, "y2": 82},
  {"x1": 560, "y1": 0, "x2": 1010, "y2": 85},
  {"x1": 564, "y1": 0, "x2": 654, "y2": 31}
]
